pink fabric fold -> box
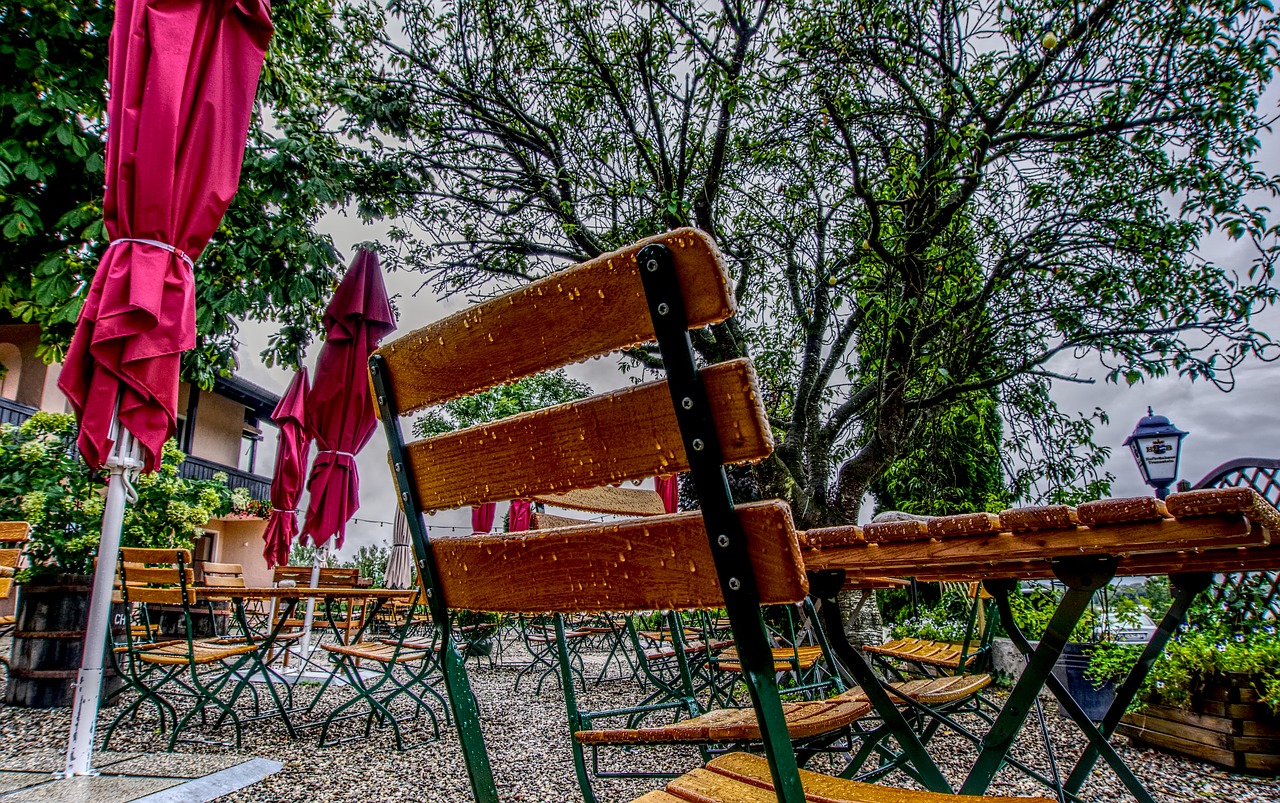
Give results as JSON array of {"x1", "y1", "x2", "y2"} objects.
[
  {"x1": 299, "y1": 249, "x2": 395, "y2": 550},
  {"x1": 262, "y1": 368, "x2": 310, "y2": 568},
  {"x1": 508, "y1": 499, "x2": 532, "y2": 533},
  {"x1": 655, "y1": 474, "x2": 679, "y2": 514},
  {"x1": 58, "y1": 0, "x2": 272, "y2": 471},
  {"x1": 471, "y1": 503, "x2": 496, "y2": 534}
]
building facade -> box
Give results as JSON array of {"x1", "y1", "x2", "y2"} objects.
[{"x1": 0, "y1": 318, "x2": 280, "y2": 587}]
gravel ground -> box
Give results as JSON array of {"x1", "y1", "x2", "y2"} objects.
[{"x1": 1, "y1": 631, "x2": 1277, "y2": 802}]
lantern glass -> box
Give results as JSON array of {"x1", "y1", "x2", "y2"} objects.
[{"x1": 1135, "y1": 434, "x2": 1180, "y2": 484}]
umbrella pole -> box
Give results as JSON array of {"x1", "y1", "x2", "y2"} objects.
[
  {"x1": 64, "y1": 416, "x2": 141, "y2": 777},
  {"x1": 300, "y1": 545, "x2": 326, "y2": 656}
]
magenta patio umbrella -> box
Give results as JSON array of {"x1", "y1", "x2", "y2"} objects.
[
  {"x1": 471, "y1": 503, "x2": 496, "y2": 534},
  {"x1": 508, "y1": 499, "x2": 531, "y2": 532},
  {"x1": 262, "y1": 368, "x2": 311, "y2": 568},
  {"x1": 656, "y1": 474, "x2": 679, "y2": 514},
  {"x1": 299, "y1": 248, "x2": 395, "y2": 550},
  {"x1": 58, "y1": 0, "x2": 272, "y2": 777}
]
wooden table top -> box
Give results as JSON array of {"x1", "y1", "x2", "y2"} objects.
[{"x1": 191, "y1": 587, "x2": 416, "y2": 601}]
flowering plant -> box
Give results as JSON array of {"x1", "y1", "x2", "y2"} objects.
[{"x1": 0, "y1": 413, "x2": 233, "y2": 578}]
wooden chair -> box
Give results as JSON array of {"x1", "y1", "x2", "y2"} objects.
[
  {"x1": 104, "y1": 548, "x2": 293, "y2": 750},
  {"x1": 370, "y1": 229, "x2": 1050, "y2": 803},
  {"x1": 270, "y1": 565, "x2": 370, "y2": 664},
  {"x1": 0, "y1": 521, "x2": 29, "y2": 638}
]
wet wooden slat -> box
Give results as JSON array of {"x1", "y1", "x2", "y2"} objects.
[
  {"x1": 0, "y1": 522, "x2": 30, "y2": 544},
  {"x1": 999, "y1": 505, "x2": 1079, "y2": 532},
  {"x1": 405, "y1": 360, "x2": 772, "y2": 510},
  {"x1": 863, "y1": 519, "x2": 930, "y2": 542},
  {"x1": 1076, "y1": 496, "x2": 1169, "y2": 526},
  {"x1": 433, "y1": 501, "x2": 805, "y2": 613},
  {"x1": 1166, "y1": 487, "x2": 1280, "y2": 532},
  {"x1": 375, "y1": 228, "x2": 733, "y2": 417},
  {"x1": 927, "y1": 512, "x2": 1002, "y2": 539},
  {"x1": 803, "y1": 514, "x2": 1260, "y2": 577}
]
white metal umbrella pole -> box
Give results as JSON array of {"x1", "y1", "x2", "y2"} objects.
[
  {"x1": 299, "y1": 544, "x2": 326, "y2": 656},
  {"x1": 64, "y1": 416, "x2": 142, "y2": 777}
]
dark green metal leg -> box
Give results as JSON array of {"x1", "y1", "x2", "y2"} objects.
[
  {"x1": 960, "y1": 556, "x2": 1116, "y2": 796},
  {"x1": 1061, "y1": 571, "x2": 1214, "y2": 797},
  {"x1": 815, "y1": 588, "x2": 954, "y2": 793}
]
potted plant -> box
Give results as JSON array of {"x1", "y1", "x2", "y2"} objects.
[
  {"x1": 0, "y1": 412, "x2": 234, "y2": 707},
  {"x1": 1105, "y1": 579, "x2": 1280, "y2": 774}
]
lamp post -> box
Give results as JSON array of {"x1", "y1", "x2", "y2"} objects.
[{"x1": 1123, "y1": 408, "x2": 1188, "y2": 499}]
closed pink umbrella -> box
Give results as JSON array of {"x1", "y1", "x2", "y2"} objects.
[
  {"x1": 299, "y1": 248, "x2": 395, "y2": 550},
  {"x1": 262, "y1": 368, "x2": 310, "y2": 568},
  {"x1": 656, "y1": 475, "x2": 679, "y2": 514},
  {"x1": 471, "y1": 503, "x2": 497, "y2": 534},
  {"x1": 58, "y1": 0, "x2": 272, "y2": 777},
  {"x1": 508, "y1": 499, "x2": 531, "y2": 533},
  {"x1": 59, "y1": 0, "x2": 273, "y2": 472}
]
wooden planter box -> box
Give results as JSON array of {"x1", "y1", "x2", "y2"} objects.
[{"x1": 1118, "y1": 672, "x2": 1280, "y2": 775}]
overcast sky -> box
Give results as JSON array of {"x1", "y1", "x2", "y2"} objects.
[{"x1": 235, "y1": 159, "x2": 1280, "y2": 559}]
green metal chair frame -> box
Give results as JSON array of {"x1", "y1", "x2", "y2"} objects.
[
  {"x1": 103, "y1": 549, "x2": 294, "y2": 750},
  {"x1": 365, "y1": 229, "x2": 1045, "y2": 803}
]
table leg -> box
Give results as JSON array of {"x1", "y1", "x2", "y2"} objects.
[
  {"x1": 1061, "y1": 571, "x2": 1214, "y2": 797},
  {"x1": 960, "y1": 556, "x2": 1115, "y2": 796}
]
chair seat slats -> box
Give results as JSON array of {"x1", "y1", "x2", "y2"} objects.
[
  {"x1": 405, "y1": 359, "x2": 772, "y2": 510},
  {"x1": 376, "y1": 228, "x2": 733, "y2": 416},
  {"x1": 432, "y1": 501, "x2": 805, "y2": 613}
]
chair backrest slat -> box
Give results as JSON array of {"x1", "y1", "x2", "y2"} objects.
[
  {"x1": 121, "y1": 548, "x2": 192, "y2": 566},
  {"x1": 199, "y1": 562, "x2": 246, "y2": 588},
  {"x1": 0, "y1": 521, "x2": 30, "y2": 545},
  {"x1": 375, "y1": 228, "x2": 733, "y2": 417},
  {"x1": 272, "y1": 566, "x2": 361, "y2": 587},
  {"x1": 407, "y1": 359, "x2": 771, "y2": 510},
  {"x1": 435, "y1": 501, "x2": 805, "y2": 613}
]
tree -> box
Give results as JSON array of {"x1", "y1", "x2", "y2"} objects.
[
  {"x1": 0, "y1": 0, "x2": 392, "y2": 377},
  {"x1": 413, "y1": 369, "x2": 593, "y2": 437},
  {"x1": 364, "y1": 0, "x2": 1277, "y2": 526},
  {"x1": 342, "y1": 542, "x2": 391, "y2": 587}
]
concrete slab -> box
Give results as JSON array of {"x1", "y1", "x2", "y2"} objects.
[
  {"x1": 99, "y1": 754, "x2": 239, "y2": 780},
  {"x1": 0, "y1": 774, "x2": 181, "y2": 802},
  {"x1": 0, "y1": 773, "x2": 47, "y2": 795},
  {"x1": 132, "y1": 758, "x2": 282, "y2": 803}
]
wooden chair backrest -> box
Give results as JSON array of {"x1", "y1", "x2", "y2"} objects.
[
  {"x1": 272, "y1": 566, "x2": 361, "y2": 588},
  {"x1": 199, "y1": 562, "x2": 247, "y2": 589},
  {"x1": 117, "y1": 548, "x2": 195, "y2": 605},
  {"x1": 372, "y1": 229, "x2": 811, "y2": 802},
  {"x1": 0, "y1": 521, "x2": 30, "y2": 546}
]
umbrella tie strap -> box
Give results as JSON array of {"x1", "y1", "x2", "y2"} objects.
[
  {"x1": 316, "y1": 450, "x2": 357, "y2": 460},
  {"x1": 108, "y1": 238, "x2": 195, "y2": 271},
  {"x1": 271, "y1": 508, "x2": 297, "y2": 514}
]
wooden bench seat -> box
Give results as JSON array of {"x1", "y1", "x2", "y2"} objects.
[
  {"x1": 715, "y1": 645, "x2": 825, "y2": 674},
  {"x1": 323, "y1": 641, "x2": 429, "y2": 665},
  {"x1": 575, "y1": 674, "x2": 992, "y2": 747},
  {"x1": 636, "y1": 752, "x2": 1054, "y2": 803},
  {"x1": 863, "y1": 638, "x2": 981, "y2": 670}
]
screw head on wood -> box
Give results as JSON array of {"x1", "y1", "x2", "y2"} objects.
[
  {"x1": 717, "y1": 534, "x2": 730, "y2": 548},
  {"x1": 728, "y1": 578, "x2": 742, "y2": 591},
  {"x1": 657, "y1": 302, "x2": 670, "y2": 316},
  {"x1": 691, "y1": 438, "x2": 704, "y2": 451},
  {"x1": 646, "y1": 259, "x2": 659, "y2": 272}
]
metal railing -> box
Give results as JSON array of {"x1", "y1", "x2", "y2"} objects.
[
  {"x1": 1192, "y1": 457, "x2": 1280, "y2": 622},
  {"x1": 0, "y1": 397, "x2": 39, "y2": 427},
  {"x1": 177, "y1": 455, "x2": 272, "y2": 502}
]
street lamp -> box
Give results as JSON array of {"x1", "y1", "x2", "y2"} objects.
[{"x1": 1123, "y1": 407, "x2": 1189, "y2": 499}]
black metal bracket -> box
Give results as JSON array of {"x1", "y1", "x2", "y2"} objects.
[
  {"x1": 635, "y1": 241, "x2": 806, "y2": 803},
  {"x1": 634, "y1": 243, "x2": 770, "y2": 661}
]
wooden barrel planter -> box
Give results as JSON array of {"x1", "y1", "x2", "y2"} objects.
[
  {"x1": 1118, "y1": 672, "x2": 1280, "y2": 775},
  {"x1": 4, "y1": 576, "x2": 124, "y2": 708}
]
